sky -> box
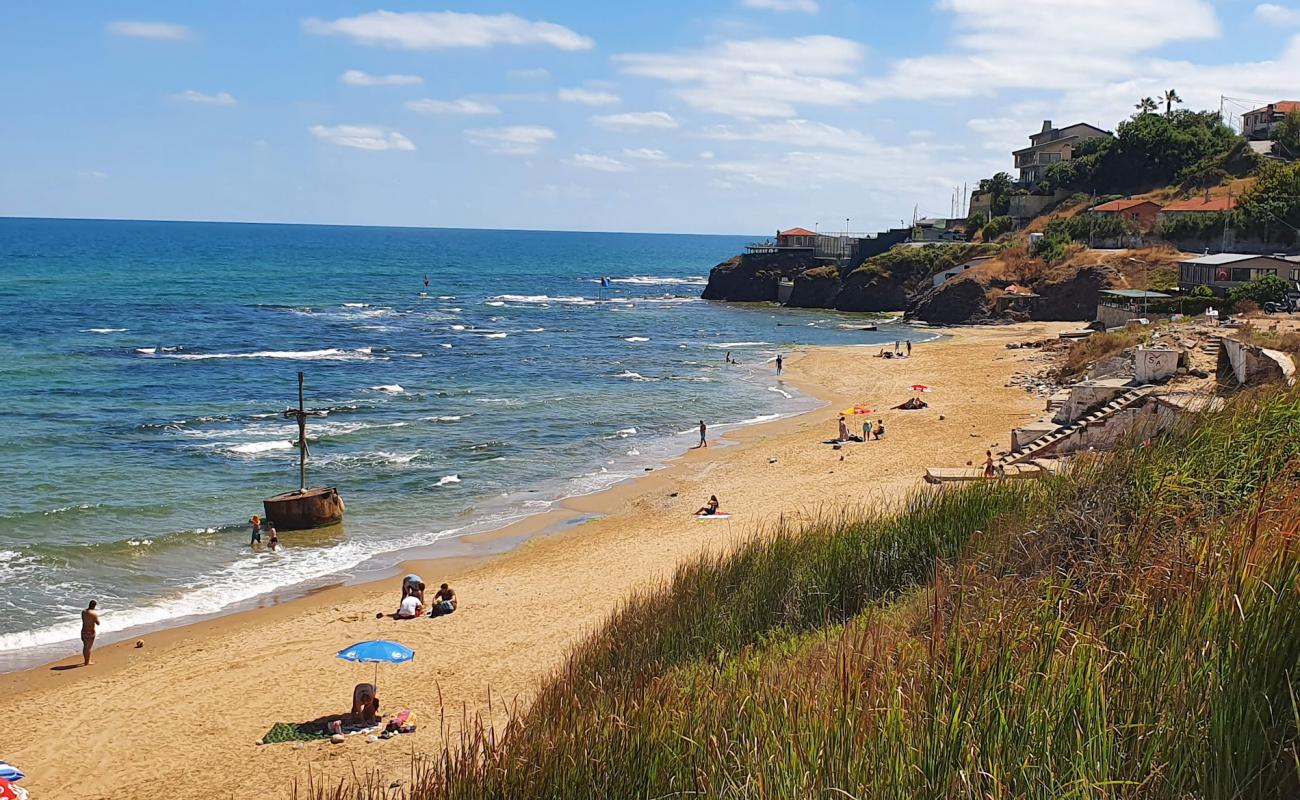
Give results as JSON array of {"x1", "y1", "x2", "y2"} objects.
[{"x1": 1, "y1": 1, "x2": 1298, "y2": 234}]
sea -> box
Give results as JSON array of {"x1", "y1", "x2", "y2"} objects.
[{"x1": 0, "y1": 218, "x2": 927, "y2": 669}]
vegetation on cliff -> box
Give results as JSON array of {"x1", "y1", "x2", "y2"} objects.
[{"x1": 312, "y1": 389, "x2": 1300, "y2": 799}]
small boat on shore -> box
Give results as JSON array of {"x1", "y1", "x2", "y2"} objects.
[{"x1": 262, "y1": 372, "x2": 345, "y2": 530}]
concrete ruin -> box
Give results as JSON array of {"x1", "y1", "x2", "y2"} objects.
[{"x1": 1217, "y1": 338, "x2": 1296, "y2": 388}]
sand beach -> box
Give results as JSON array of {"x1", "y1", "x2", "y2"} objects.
[{"x1": 0, "y1": 322, "x2": 1071, "y2": 799}]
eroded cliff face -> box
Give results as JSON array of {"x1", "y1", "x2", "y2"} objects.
[
  {"x1": 910, "y1": 275, "x2": 995, "y2": 324},
  {"x1": 701, "y1": 251, "x2": 822, "y2": 302},
  {"x1": 1031, "y1": 265, "x2": 1117, "y2": 321}
]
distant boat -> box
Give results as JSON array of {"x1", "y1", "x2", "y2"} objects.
[{"x1": 262, "y1": 372, "x2": 345, "y2": 530}]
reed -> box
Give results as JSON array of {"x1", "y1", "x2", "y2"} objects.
[{"x1": 305, "y1": 388, "x2": 1300, "y2": 800}]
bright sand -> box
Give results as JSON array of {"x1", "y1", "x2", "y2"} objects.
[{"x1": 0, "y1": 322, "x2": 1072, "y2": 799}]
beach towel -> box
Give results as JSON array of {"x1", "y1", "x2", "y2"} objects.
[
  {"x1": 697, "y1": 513, "x2": 732, "y2": 520},
  {"x1": 386, "y1": 709, "x2": 414, "y2": 731},
  {"x1": 0, "y1": 763, "x2": 22, "y2": 783}
]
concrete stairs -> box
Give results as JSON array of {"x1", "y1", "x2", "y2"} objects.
[{"x1": 999, "y1": 384, "x2": 1156, "y2": 467}]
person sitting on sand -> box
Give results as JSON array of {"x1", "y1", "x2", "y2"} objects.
[
  {"x1": 838, "y1": 415, "x2": 850, "y2": 441},
  {"x1": 695, "y1": 495, "x2": 720, "y2": 516},
  {"x1": 430, "y1": 583, "x2": 457, "y2": 617},
  {"x1": 352, "y1": 683, "x2": 380, "y2": 724},
  {"x1": 895, "y1": 397, "x2": 928, "y2": 410},
  {"x1": 396, "y1": 592, "x2": 423, "y2": 619}
]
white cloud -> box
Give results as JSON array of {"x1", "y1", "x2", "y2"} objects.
[
  {"x1": 703, "y1": 119, "x2": 881, "y2": 153},
  {"x1": 623, "y1": 148, "x2": 669, "y2": 161},
  {"x1": 558, "y1": 88, "x2": 621, "y2": 105},
  {"x1": 591, "y1": 111, "x2": 679, "y2": 130},
  {"x1": 863, "y1": 0, "x2": 1220, "y2": 101},
  {"x1": 106, "y1": 20, "x2": 191, "y2": 40},
  {"x1": 465, "y1": 125, "x2": 556, "y2": 155},
  {"x1": 173, "y1": 90, "x2": 237, "y2": 107},
  {"x1": 741, "y1": 0, "x2": 819, "y2": 12},
  {"x1": 340, "y1": 69, "x2": 423, "y2": 87},
  {"x1": 405, "y1": 98, "x2": 500, "y2": 115},
  {"x1": 309, "y1": 124, "x2": 415, "y2": 151},
  {"x1": 77, "y1": 170, "x2": 109, "y2": 181},
  {"x1": 698, "y1": 151, "x2": 715, "y2": 160},
  {"x1": 569, "y1": 153, "x2": 634, "y2": 172},
  {"x1": 1256, "y1": 3, "x2": 1300, "y2": 25},
  {"x1": 616, "y1": 36, "x2": 868, "y2": 118},
  {"x1": 303, "y1": 11, "x2": 593, "y2": 51},
  {"x1": 509, "y1": 68, "x2": 551, "y2": 80},
  {"x1": 965, "y1": 117, "x2": 1028, "y2": 150}
]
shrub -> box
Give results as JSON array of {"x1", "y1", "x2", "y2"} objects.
[
  {"x1": 1229, "y1": 274, "x2": 1291, "y2": 306},
  {"x1": 980, "y1": 214, "x2": 1015, "y2": 240}
]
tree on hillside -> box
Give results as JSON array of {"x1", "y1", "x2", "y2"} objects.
[
  {"x1": 1273, "y1": 110, "x2": 1300, "y2": 159},
  {"x1": 1162, "y1": 89, "x2": 1183, "y2": 118},
  {"x1": 1239, "y1": 159, "x2": 1300, "y2": 236},
  {"x1": 1135, "y1": 97, "x2": 1158, "y2": 116},
  {"x1": 977, "y1": 172, "x2": 1016, "y2": 216}
]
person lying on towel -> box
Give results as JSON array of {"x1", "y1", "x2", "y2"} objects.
[{"x1": 352, "y1": 683, "x2": 380, "y2": 724}]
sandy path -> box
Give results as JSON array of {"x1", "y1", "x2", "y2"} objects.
[{"x1": 0, "y1": 322, "x2": 1068, "y2": 799}]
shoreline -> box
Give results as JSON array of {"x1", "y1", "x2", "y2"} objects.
[
  {"x1": 0, "y1": 357, "x2": 828, "y2": 675},
  {"x1": 0, "y1": 323, "x2": 1072, "y2": 800}
]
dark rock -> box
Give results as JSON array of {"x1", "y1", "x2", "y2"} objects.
[
  {"x1": 910, "y1": 274, "x2": 993, "y2": 324},
  {"x1": 787, "y1": 266, "x2": 842, "y2": 308},
  {"x1": 701, "y1": 251, "x2": 820, "y2": 302},
  {"x1": 1032, "y1": 265, "x2": 1118, "y2": 321}
]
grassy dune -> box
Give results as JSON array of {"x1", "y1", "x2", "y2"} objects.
[{"x1": 310, "y1": 389, "x2": 1300, "y2": 799}]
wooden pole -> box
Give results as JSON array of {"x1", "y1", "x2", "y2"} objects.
[{"x1": 298, "y1": 371, "x2": 307, "y2": 492}]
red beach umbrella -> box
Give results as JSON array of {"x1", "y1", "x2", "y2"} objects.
[
  {"x1": 911, "y1": 384, "x2": 932, "y2": 393},
  {"x1": 0, "y1": 778, "x2": 23, "y2": 800}
]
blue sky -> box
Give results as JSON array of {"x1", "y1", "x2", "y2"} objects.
[{"x1": 1, "y1": 1, "x2": 1298, "y2": 234}]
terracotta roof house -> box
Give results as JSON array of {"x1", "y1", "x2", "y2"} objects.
[
  {"x1": 1243, "y1": 101, "x2": 1300, "y2": 140},
  {"x1": 1157, "y1": 195, "x2": 1237, "y2": 226},
  {"x1": 775, "y1": 227, "x2": 817, "y2": 248},
  {"x1": 1088, "y1": 198, "x2": 1161, "y2": 231},
  {"x1": 1012, "y1": 120, "x2": 1112, "y2": 185}
]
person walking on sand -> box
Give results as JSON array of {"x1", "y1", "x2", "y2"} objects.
[
  {"x1": 776, "y1": 354, "x2": 783, "y2": 376},
  {"x1": 81, "y1": 600, "x2": 100, "y2": 666},
  {"x1": 697, "y1": 420, "x2": 708, "y2": 448}
]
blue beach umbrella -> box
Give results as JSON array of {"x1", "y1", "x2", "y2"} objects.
[
  {"x1": 337, "y1": 639, "x2": 415, "y2": 688},
  {"x1": 0, "y1": 762, "x2": 23, "y2": 782}
]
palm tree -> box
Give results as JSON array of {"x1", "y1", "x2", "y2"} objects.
[
  {"x1": 1135, "y1": 97, "x2": 1158, "y2": 115},
  {"x1": 1162, "y1": 89, "x2": 1183, "y2": 117}
]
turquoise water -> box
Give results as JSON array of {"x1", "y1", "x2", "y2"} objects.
[{"x1": 0, "y1": 218, "x2": 923, "y2": 661}]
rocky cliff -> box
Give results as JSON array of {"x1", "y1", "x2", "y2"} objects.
[{"x1": 700, "y1": 251, "x2": 821, "y2": 303}]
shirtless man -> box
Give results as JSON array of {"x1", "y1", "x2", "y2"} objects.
[
  {"x1": 432, "y1": 583, "x2": 457, "y2": 616},
  {"x1": 81, "y1": 600, "x2": 100, "y2": 666}
]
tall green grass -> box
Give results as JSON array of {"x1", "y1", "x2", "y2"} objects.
[{"x1": 305, "y1": 389, "x2": 1300, "y2": 800}]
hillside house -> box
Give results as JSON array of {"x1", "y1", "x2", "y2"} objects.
[
  {"x1": 1178, "y1": 253, "x2": 1300, "y2": 295},
  {"x1": 776, "y1": 227, "x2": 817, "y2": 248},
  {"x1": 913, "y1": 217, "x2": 968, "y2": 242},
  {"x1": 1014, "y1": 120, "x2": 1112, "y2": 185},
  {"x1": 1157, "y1": 195, "x2": 1237, "y2": 226},
  {"x1": 1088, "y1": 198, "x2": 1161, "y2": 231},
  {"x1": 1242, "y1": 101, "x2": 1300, "y2": 140}
]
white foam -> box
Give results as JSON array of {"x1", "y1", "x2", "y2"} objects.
[
  {"x1": 709, "y1": 341, "x2": 769, "y2": 348},
  {"x1": 450, "y1": 325, "x2": 467, "y2": 331},
  {"x1": 613, "y1": 427, "x2": 638, "y2": 438},
  {"x1": 768, "y1": 386, "x2": 794, "y2": 399},
  {"x1": 483, "y1": 332, "x2": 508, "y2": 339},
  {"x1": 83, "y1": 327, "x2": 127, "y2": 333},
  {"x1": 370, "y1": 384, "x2": 405, "y2": 394},
  {"x1": 158, "y1": 349, "x2": 371, "y2": 362},
  {"x1": 623, "y1": 336, "x2": 650, "y2": 343},
  {"x1": 490, "y1": 294, "x2": 593, "y2": 305},
  {"x1": 615, "y1": 370, "x2": 653, "y2": 381},
  {"x1": 135, "y1": 347, "x2": 156, "y2": 354},
  {"x1": 526, "y1": 327, "x2": 545, "y2": 333},
  {"x1": 485, "y1": 301, "x2": 506, "y2": 307},
  {"x1": 436, "y1": 475, "x2": 461, "y2": 487},
  {"x1": 425, "y1": 415, "x2": 462, "y2": 423},
  {"x1": 342, "y1": 303, "x2": 369, "y2": 308},
  {"x1": 228, "y1": 440, "x2": 294, "y2": 454}
]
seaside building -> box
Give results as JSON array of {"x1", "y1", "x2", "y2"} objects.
[
  {"x1": 1242, "y1": 101, "x2": 1300, "y2": 140},
  {"x1": 1157, "y1": 194, "x2": 1237, "y2": 226},
  {"x1": 912, "y1": 217, "x2": 968, "y2": 242},
  {"x1": 1087, "y1": 198, "x2": 1161, "y2": 231},
  {"x1": 1177, "y1": 252, "x2": 1300, "y2": 295},
  {"x1": 1013, "y1": 120, "x2": 1112, "y2": 185}
]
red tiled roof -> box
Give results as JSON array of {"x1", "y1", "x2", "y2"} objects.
[
  {"x1": 1090, "y1": 199, "x2": 1159, "y2": 212},
  {"x1": 1248, "y1": 101, "x2": 1300, "y2": 115},
  {"x1": 779, "y1": 227, "x2": 817, "y2": 236},
  {"x1": 1161, "y1": 196, "x2": 1237, "y2": 213}
]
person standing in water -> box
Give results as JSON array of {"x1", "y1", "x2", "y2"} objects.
[
  {"x1": 698, "y1": 420, "x2": 708, "y2": 448},
  {"x1": 81, "y1": 600, "x2": 100, "y2": 666},
  {"x1": 249, "y1": 515, "x2": 262, "y2": 548},
  {"x1": 423, "y1": 275, "x2": 429, "y2": 288},
  {"x1": 776, "y1": 354, "x2": 783, "y2": 376}
]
